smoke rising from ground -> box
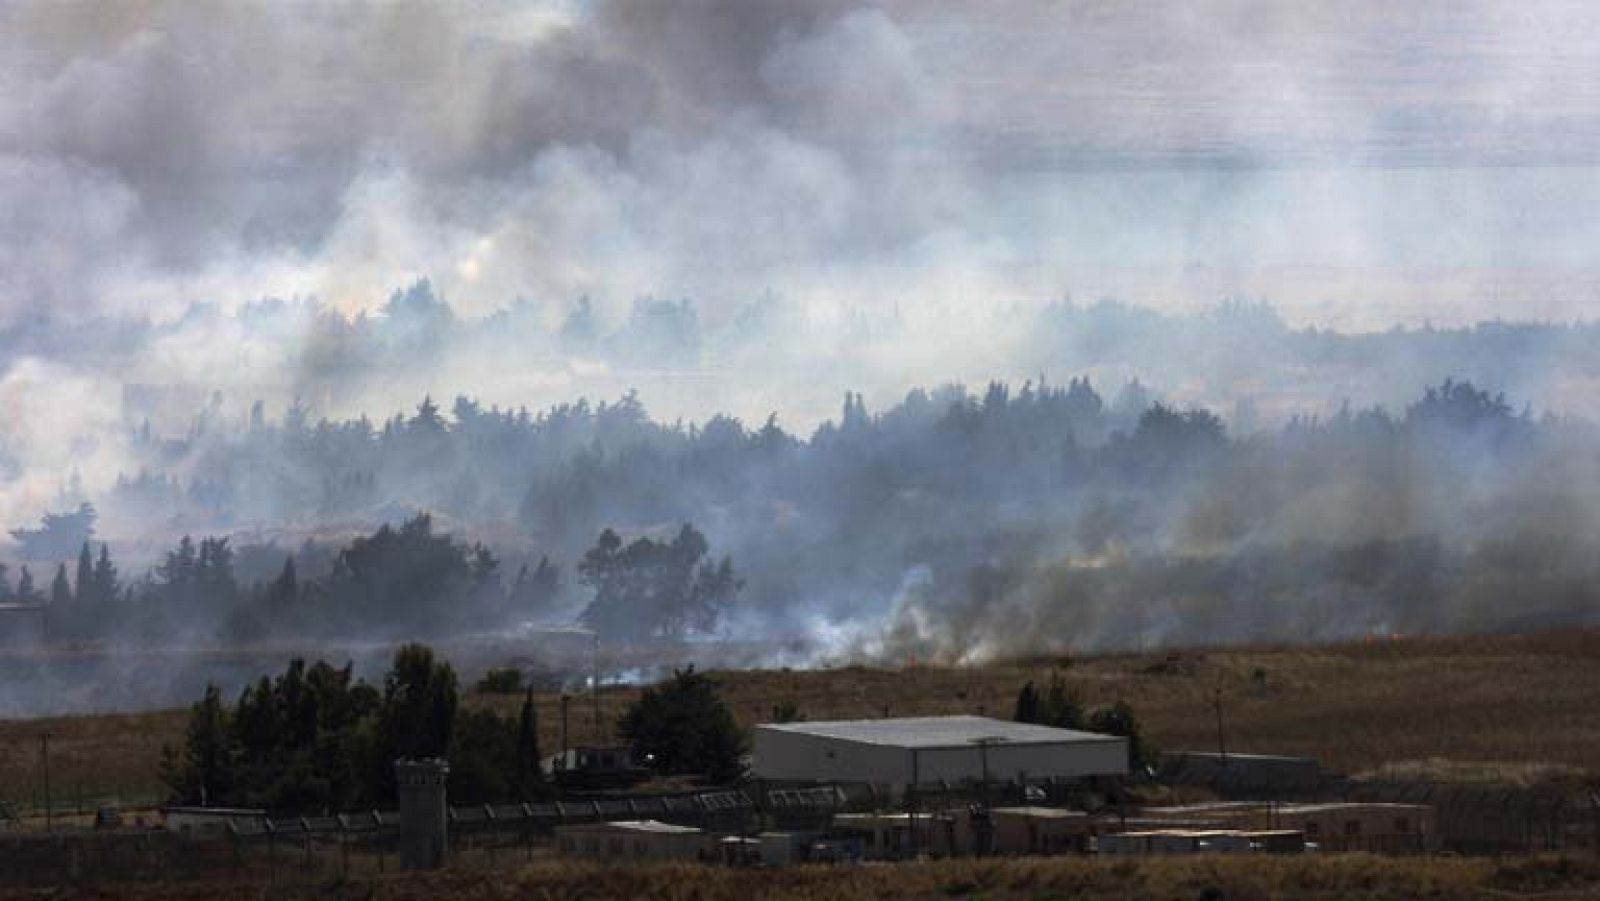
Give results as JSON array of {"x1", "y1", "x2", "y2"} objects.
[{"x1": 1, "y1": 2, "x2": 1600, "y2": 711}]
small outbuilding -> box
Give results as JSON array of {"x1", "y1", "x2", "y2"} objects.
[
  {"x1": 555, "y1": 819, "x2": 712, "y2": 863},
  {"x1": 989, "y1": 806, "x2": 1096, "y2": 855},
  {"x1": 1097, "y1": 829, "x2": 1271, "y2": 856},
  {"x1": 1271, "y1": 802, "x2": 1434, "y2": 853},
  {"x1": 832, "y1": 811, "x2": 967, "y2": 858},
  {"x1": 161, "y1": 806, "x2": 267, "y2": 833},
  {"x1": 752, "y1": 715, "x2": 1128, "y2": 794}
]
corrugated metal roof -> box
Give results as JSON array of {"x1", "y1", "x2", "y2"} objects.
[{"x1": 757, "y1": 715, "x2": 1121, "y2": 749}]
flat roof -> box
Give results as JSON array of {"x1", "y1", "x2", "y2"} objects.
[
  {"x1": 757, "y1": 715, "x2": 1121, "y2": 750},
  {"x1": 991, "y1": 806, "x2": 1092, "y2": 819},
  {"x1": 1276, "y1": 803, "x2": 1430, "y2": 814},
  {"x1": 1162, "y1": 751, "x2": 1318, "y2": 764},
  {"x1": 561, "y1": 819, "x2": 702, "y2": 834},
  {"x1": 835, "y1": 812, "x2": 951, "y2": 823},
  {"x1": 163, "y1": 806, "x2": 266, "y2": 816}
]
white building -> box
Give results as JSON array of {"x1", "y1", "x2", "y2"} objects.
[
  {"x1": 555, "y1": 819, "x2": 712, "y2": 863},
  {"x1": 752, "y1": 715, "x2": 1127, "y2": 792}
]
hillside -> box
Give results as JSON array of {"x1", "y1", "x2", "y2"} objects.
[{"x1": 1, "y1": 630, "x2": 1597, "y2": 809}]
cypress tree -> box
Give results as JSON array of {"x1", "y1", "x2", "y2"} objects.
[
  {"x1": 17, "y1": 566, "x2": 39, "y2": 603},
  {"x1": 1013, "y1": 680, "x2": 1040, "y2": 724},
  {"x1": 515, "y1": 689, "x2": 542, "y2": 799},
  {"x1": 50, "y1": 564, "x2": 70, "y2": 608}
]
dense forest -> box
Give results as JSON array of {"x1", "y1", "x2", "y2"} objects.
[{"x1": 6, "y1": 371, "x2": 1600, "y2": 663}]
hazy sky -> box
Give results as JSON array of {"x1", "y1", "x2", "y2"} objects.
[{"x1": 2, "y1": 0, "x2": 1599, "y2": 330}]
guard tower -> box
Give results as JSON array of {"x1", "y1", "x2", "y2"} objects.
[{"x1": 395, "y1": 758, "x2": 450, "y2": 869}]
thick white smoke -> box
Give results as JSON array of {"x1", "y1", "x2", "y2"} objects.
[{"x1": 1, "y1": 0, "x2": 1600, "y2": 544}]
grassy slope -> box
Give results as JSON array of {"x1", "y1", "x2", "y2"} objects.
[{"x1": 2, "y1": 630, "x2": 1598, "y2": 805}]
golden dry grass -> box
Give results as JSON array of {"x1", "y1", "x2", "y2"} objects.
[
  {"x1": 7, "y1": 854, "x2": 1600, "y2": 900},
  {"x1": 2, "y1": 630, "x2": 1598, "y2": 807},
  {"x1": 0, "y1": 709, "x2": 188, "y2": 811},
  {"x1": 695, "y1": 630, "x2": 1600, "y2": 779}
]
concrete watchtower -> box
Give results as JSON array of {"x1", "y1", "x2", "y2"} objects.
[{"x1": 395, "y1": 758, "x2": 450, "y2": 870}]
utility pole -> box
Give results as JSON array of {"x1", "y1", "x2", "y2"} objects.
[
  {"x1": 560, "y1": 694, "x2": 570, "y2": 763},
  {"x1": 1214, "y1": 688, "x2": 1228, "y2": 765},
  {"x1": 969, "y1": 737, "x2": 1003, "y2": 858},
  {"x1": 1590, "y1": 791, "x2": 1599, "y2": 859},
  {"x1": 591, "y1": 631, "x2": 602, "y2": 744},
  {"x1": 971, "y1": 736, "x2": 1003, "y2": 800},
  {"x1": 39, "y1": 733, "x2": 52, "y2": 832},
  {"x1": 907, "y1": 748, "x2": 920, "y2": 859}
]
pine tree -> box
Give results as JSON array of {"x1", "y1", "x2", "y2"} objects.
[
  {"x1": 74, "y1": 543, "x2": 93, "y2": 604},
  {"x1": 92, "y1": 544, "x2": 118, "y2": 607},
  {"x1": 267, "y1": 557, "x2": 298, "y2": 608},
  {"x1": 17, "y1": 566, "x2": 39, "y2": 603}
]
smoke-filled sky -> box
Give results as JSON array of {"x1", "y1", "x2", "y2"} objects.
[
  {"x1": 4, "y1": 0, "x2": 1600, "y2": 534},
  {"x1": 7, "y1": 3, "x2": 1600, "y2": 713},
  {"x1": 5, "y1": 0, "x2": 1600, "y2": 330}
]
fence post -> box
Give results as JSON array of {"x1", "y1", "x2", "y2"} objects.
[
  {"x1": 372, "y1": 811, "x2": 385, "y2": 874},
  {"x1": 228, "y1": 823, "x2": 242, "y2": 879},
  {"x1": 301, "y1": 817, "x2": 312, "y2": 874},
  {"x1": 338, "y1": 814, "x2": 350, "y2": 878},
  {"x1": 484, "y1": 804, "x2": 497, "y2": 866},
  {"x1": 1590, "y1": 792, "x2": 1599, "y2": 859}
]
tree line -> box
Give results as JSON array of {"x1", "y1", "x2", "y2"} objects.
[
  {"x1": 25, "y1": 516, "x2": 737, "y2": 644},
  {"x1": 164, "y1": 647, "x2": 747, "y2": 811},
  {"x1": 17, "y1": 375, "x2": 1600, "y2": 654},
  {"x1": 162, "y1": 644, "x2": 545, "y2": 810}
]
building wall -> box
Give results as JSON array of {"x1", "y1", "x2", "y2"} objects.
[
  {"x1": 752, "y1": 730, "x2": 917, "y2": 784},
  {"x1": 1098, "y1": 830, "x2": 1264, "y2": 856},
  {"x1": 1274, "y1": 805, "x2": 1435, "y2": 854},
  {"x1": 989, "y1": 810, "x2": 1093, "y2": 855},
  {"x1": 556, "y1": 826, "x2": 712, "y2": 863},
  {"x1": 752, "y1": 729, "x2": 1127, "y2": 787},
  {"x1": 915, "y1": 741, "x2": 1127, "y2": 784},
  {"x1": 832, "y1": 813, "x2": 972, "y2": 859}
]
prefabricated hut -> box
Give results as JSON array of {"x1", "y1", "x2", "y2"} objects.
[
  {"x1": 1271, "y1": 803, "x2": 1435, "y2": 853},
  {"x1": 989, "y1": 806, "x2": 1097, "y2": 855},
  {"x1": 555, "y1": 819, "x2": 712, "y2": 863}
]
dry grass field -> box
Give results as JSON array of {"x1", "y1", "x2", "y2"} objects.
[
  {"x1": 1, "y1": 630, "x2": 1598, "y2": 808},
  {"x1": 4, "y1": 854, "x2": 1600, "y2": 900}
]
